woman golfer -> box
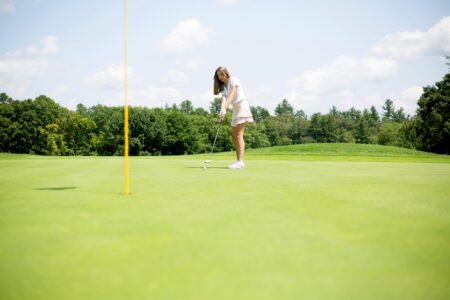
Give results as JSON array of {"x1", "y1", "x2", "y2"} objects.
[{"x1": 214, "y1": 66, "x2": 254, "y2": 169}]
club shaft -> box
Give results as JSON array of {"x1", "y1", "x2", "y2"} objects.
[{"x1": 209, "y1": 124, "x2": 221, "y2": 159}]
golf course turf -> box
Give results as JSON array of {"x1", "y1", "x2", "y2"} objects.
[{"x1": 1, "y1": 143, "x2": 449, "y2": 299}]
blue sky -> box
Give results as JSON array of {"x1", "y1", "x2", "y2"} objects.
[{"x1": 1, "y1": 0, "x2": 449, "y2": 115}]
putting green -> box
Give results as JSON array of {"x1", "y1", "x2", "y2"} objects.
[{"x1": 1, "y1": 144, "x2": 449, "y2": 299}]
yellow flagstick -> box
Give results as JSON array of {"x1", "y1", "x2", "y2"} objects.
[{"x1": 124, "y1": 0, "x2": 129, "y2": 195}]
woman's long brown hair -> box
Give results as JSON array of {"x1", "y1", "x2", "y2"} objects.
[{"x1": 213, "y1": 66, "x2": 230, "y2": 95}]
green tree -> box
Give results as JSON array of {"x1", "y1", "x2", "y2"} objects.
[
  {"x1": 244, "y1": 122, "x2": 271, "y2": 149},
  {"x1": 76, "y1": 103, "x2": 88, "y2": 116},
  {"x1": 92, "y1": 107, "x2": 124, "y2": 155},
  {"x1": 209, "y1": 98, "x2": 222, "y2": 114},
  {"x1": 193, "y1": 107, "x2": 208, "y2": 116},
  {"x1": 355, "y1": 109, "x2": 378, "y2": 144},
  {"x1": 370, "y1": 105, "x2": 380, "y2": 123},
  {"x1": 295, "y1": 110, "x2": 307, "y2": 119},
  {"x1": 162, "y1": 111, "x2": 204, "y2": 155},
  {"x1": 399, "y1": 119, "x2": 419, "y2": 149},
  {"x1": 414, "y1": 70, "x2": 450, "y2": 153},
  {"x1": 382, "y1": 99, "x2": 406, "y2": 122},
  {"x1": 308, "y1": 113, "x2": 327, "y2": 142},
  {"x1": 250, "y1": 106, "x2": 270, "y2": 122},
  {"x1": 0, "y1": 94, "x2": 72, "y2": 154},
  {"x1": 382, "y1": 99, "x2": 396, "y2": 121},
  {"x1": 377, "y1": 122, "x2": 402, "y2": 146},
  {"x1": 138, "y1": 108, "x2": 168, "y2": 155},
  {"x1": 275, "y1": 99, "x2": 294, "y2": 116},
  {"x1": 180, "y1": 100, "x2": 194, "y2": 115},
  {"x1": 393, "y1": 107, "x2": 406, "y2": 122},
  {"x1": 65, "y1": 112, "x2": 97, "y2": 155},
  {"x1": 288, "y1": 116, "x2": 310, "y2": 144},
  {"x1": 38, "y1": 123, "x2": 68, "y2": 155},
  {"x1": 262, "y1": 115, "x2": 292, "y2": 146}
]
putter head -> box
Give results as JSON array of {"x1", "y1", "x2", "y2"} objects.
[{"x1": 204, "y1": 160, "x2": 212, "y2": 164}]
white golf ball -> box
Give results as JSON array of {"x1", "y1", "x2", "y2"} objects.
[{"x1": 203, "y1": 166, "x2": 207, "y2": 170}]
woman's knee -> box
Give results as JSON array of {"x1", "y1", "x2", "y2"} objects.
[
  {"x1": 231, "y1": 128, "x2": 238, "y2": 138},
  {"x1": 238, "y1": 125, "x2": 245, "y2": 138}
]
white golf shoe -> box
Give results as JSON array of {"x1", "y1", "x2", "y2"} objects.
[{"x1": 228, "y1": 160, "x2": 245, "y2": 169}]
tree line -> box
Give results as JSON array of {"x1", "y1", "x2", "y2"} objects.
[{"x1": 1, "y1": 62, "x2": 448, "y2": 155}]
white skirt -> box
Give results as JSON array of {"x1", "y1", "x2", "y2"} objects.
[{"x1": 231, "y1": 100, "x2": 254, "y2": 127}]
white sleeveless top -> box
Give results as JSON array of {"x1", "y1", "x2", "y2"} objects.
[{"x1": 221, "y1": 77, "x2": 247, "y2": 105}]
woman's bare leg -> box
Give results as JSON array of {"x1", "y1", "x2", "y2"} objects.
[{"x1": 232, "y1": 123, "x2": 246, "y2": 161}]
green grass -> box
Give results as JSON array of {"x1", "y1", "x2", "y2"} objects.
[
  {"x1": 245, "y1": 143, "x2": 450, "y2": 162},
  {"x1": 1, "y1": 144, "x2": 450, "y2": 300},
  {"x1": 250, "y1": 143, "x2": 445, "y2": 156}
]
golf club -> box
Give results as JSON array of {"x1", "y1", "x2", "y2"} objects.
[{"x1": 203, "y1": 121, "x2": 222, "y2": 170}]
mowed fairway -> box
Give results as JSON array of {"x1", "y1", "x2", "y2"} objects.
[{"x1": 1, "y1": 144, "x2": 449, "y2": 300}]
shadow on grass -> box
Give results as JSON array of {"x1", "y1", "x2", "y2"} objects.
[{"x1": 33, "y1": 187, "x2": 77, "y2": 191}]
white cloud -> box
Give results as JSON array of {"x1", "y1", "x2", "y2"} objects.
[
  {"x1": 400, "y1": 85, "x2": 423, "y2": 101},
  {"x1": 161, "y1": 69, "x2": 190, "y2": 84},
  {"x1": 288, "y1": 55, "x2": 398, "y2": 94},
  {"x1": 372, "y1": 30, "x2": 428, "y2": 59},
  {"x1": 0, "y1": 36, "x2": 58, "y2": 94},
  {"x1": 83, "y1": 64, "x2": 132, "y2": 89},
  {"x1": 282, "y1": 18, "x2": 449, "y2": 114},
  {"x1": 130, "y1": 86, "x2": 182, "y2": 107},
  {"x1": 247, "y1": 87, "x2": 274, "y2": 101},
  {"x1": 218, "y1": 0, "x2": 241, "y2": 5},
  {"x1": 0, "y1": 58, "x2": 48, "y2": 94},
  {"x1": 7, "y1": 35, "x2": 58, "y2": 57},
  {"x1": 0, "y1": 0, "x2": 15, "y2": 14},
  {"x1": 198, "y1": 90, "x2": 217, "y2": 109},
  {"x1": 160, "y1": 58, "x2": 202, "y2": 85},
  {"x1": 90, "y1": 85, "x2": 182, "y2": 108},
  {"x1": 160, "y1": 19, "x2": 213, "y2": 54},
  {"x1": 372, "y1": 16, "x2": 450, "y2": 59},
  {"x1": 359, "y1": 57, "x2": 399, "y2": 80},
  {"x1": 283, "y1": 17, "x2": 450, "y2": 115},
  {"x1": 282, "y1": 91, "x2": 388, "y2": 116},
  {"x1": 48, "y1": 85, "x2": 82, "y2": 110},
  {"x1": 283, "y1": 90, "x2": 322, "y2": 114},
  {"x1": 51, "y1": 85, "x2": 69, "y2": 96},
  {"x1": 174, "y1": 58, "x2": 201, "y2": 72},
  {"x1": 361, "y1": 95, "x2": 384, "y2": 110},
  {"x1": 246, "y1": 87, "x2": 276, "y2": 110},
  {"x1": 336, "y1": 90, "x2": 356, "y2": 107},
  {"x1": 397, "y1": 85, "x2": 423, "y2": 114},
  {"x1": 428, "y1": 16, "x2": 450, "y2": 55},
  {"x1": 331, "y1": 91, "x2": 385, "y2": 113}
]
